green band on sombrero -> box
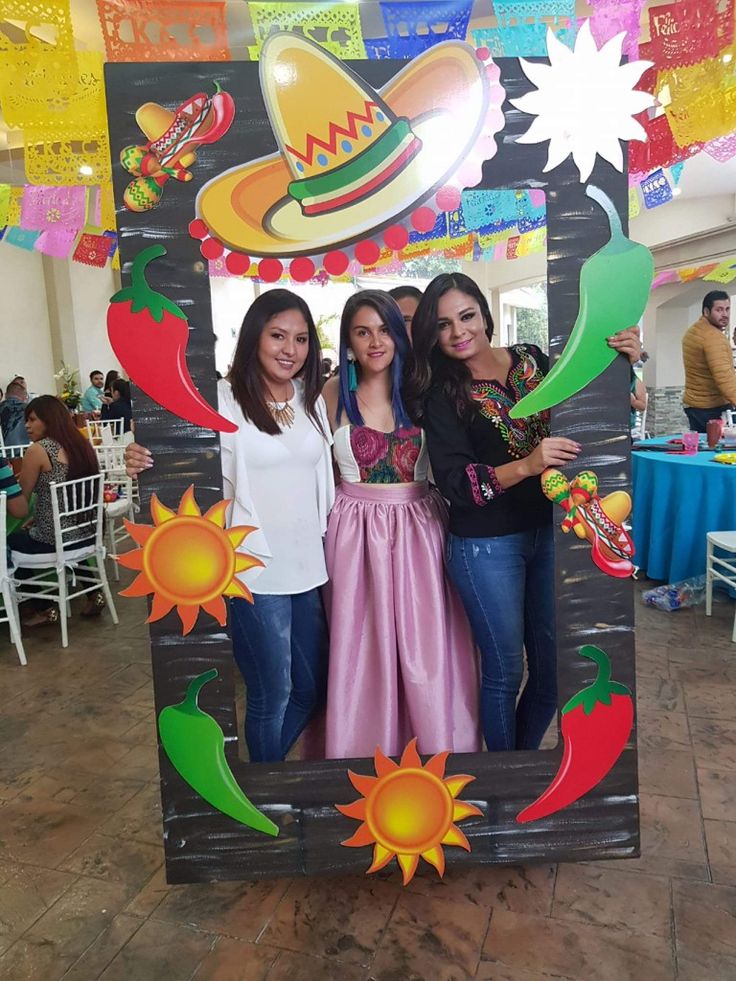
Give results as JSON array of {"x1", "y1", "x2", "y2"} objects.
[{"x1": 287, "y1": 119, "x2": 416, "y2": 212}]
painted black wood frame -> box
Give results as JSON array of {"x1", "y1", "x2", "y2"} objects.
[{"x1": 105, "y1": 55, "x2": 638, "y2": 883}]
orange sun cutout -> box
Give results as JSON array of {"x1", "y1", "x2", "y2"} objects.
[
  {"x1": 117, "y1": 485, "x2": 263, "y2": 635},
  {"x1": 336, "y1": 739, "x2": 482, "y2": 885}
]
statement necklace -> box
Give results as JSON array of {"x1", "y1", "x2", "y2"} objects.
[{"x1": 266, "y1": 384, "x2": 295, "y2": 429}]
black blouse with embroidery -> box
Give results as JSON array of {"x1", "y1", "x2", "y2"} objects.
[{"x1": 423, "y1": 344, "x2": 552, "y2": 539}]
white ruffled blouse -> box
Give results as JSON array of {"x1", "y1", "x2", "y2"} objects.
[{"x1": 218, "y1": 378, "x2": 334, "y2": 595}]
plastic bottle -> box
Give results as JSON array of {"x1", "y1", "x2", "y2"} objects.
[{"x1": 642, "y1": 576, "x2": 706, "y2": 611}]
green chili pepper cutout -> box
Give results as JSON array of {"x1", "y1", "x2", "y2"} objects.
[
  {"x1": 158, "y1": 669, "x2": 279, "y2": 837},
  {"x1": 510, "y1": 185, "x2": 654, "y2": 419}
]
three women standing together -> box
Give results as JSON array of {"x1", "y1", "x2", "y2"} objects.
[{"x1": 127, "y1": 276, "x2": 640, "y2": 762}]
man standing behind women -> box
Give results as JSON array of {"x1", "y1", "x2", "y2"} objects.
[
  {"x1": 410, "y1": 273, "x2": 641, "y2": 753},
  {"x1": 321, "y1": 290, "x2": 479, "y2": 759},
  {"x1": 127, "y1": 290, "x2": 334, "y2": 763}
]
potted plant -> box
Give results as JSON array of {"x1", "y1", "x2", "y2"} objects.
[{"x1": 54, "y1": 362, "x2": 82, "y2": 411}]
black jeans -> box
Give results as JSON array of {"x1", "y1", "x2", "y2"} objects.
[{"x1": 684, "y1": 405, "x2": 729, "y2": 433}]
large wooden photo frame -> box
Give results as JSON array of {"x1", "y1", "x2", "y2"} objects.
[{"x1": 105, "y1": 47, "x2": 639, "y2": 884}]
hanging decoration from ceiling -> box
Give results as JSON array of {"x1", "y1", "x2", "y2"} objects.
[
  {"x1": 586, "y1": 0, "x2": 647, "y2": 59},
  {"x1": 640, "y1": 167, "x2": 673, "y2": 209},
  {"x1": 648, "y1": 0, "x2": 723, "y2": 68},
  {"x1": 472, "y1": 0, "x2": 576, "y2": 59},
  {"x1": 248, "y1": 1, "x2": 366, "y2": 61},
  {"x1": 97, "y1": 0, "x2": 231, "y2": 62},
  {"x1": 366, "y1": 0, "x2": 474, "y2": 60},
  {"x1": 20, "y1": 184, "x2": 86, "y2": 233},
  {"x1": 511, "y1": 22, "x2": 654, "y2": 182},
  {"x1": 35, "y1": 226, "x2": 78, "y2": 258},
  {"x1": 192, "y1": 32, "x2": 506, "y2": 277}
]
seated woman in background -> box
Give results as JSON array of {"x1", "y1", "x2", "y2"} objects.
[
  {"x1": 8, "y1": 395, "x2": 100, "y2": 625},
  {"x1": 100, "y1": 378, "x2": 133, "y2": 433}
]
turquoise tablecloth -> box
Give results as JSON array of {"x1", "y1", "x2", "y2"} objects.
[{"x1": 633, "y1": 436, "x2": 736, "y2": 582}]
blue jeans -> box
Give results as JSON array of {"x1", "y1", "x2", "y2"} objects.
[
  {"x1": 229, "y1": 589, "x2": 328, "y2": 763},
  {"x1": 446, "y1": 525, "x2": 557, "y2": 752}
]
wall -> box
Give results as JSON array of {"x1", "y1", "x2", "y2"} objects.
[
  {"x1": 0, "y1": 241, "x2": 120, "y2": 400},
  {"x1": 0, "y1": 246, "x2": 55, "y2": 395}
]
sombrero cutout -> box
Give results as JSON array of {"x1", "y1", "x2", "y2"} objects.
[{"x1": 192, "y1": 34, "x2": 506, "y2": 274}]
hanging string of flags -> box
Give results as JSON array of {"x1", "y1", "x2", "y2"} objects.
[{"x1": 0, "y1": 0, "x2": 734, "y2": 272}]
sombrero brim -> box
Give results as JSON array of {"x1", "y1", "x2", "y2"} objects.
[{"x1": 195, "y1": 41, "x2": 490, "y2": 258}]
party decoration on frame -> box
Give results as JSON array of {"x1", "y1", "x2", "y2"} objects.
[
  {"x1": 191, "y1": 33, "x2": 506, "y2": 277},
  {"x1": 337, "y1": 739, "x2": 482, "y2": 885},
  {"x1": 121, "y1": 83, "x2": 235, "y2": 213},
  {"x1": 510, "y1": 185, "x2": 654, "y2": 419},
  {"x1": 159, "y1": 669, "x2": 279, "y2": 836},
  {"x1": 106, "y1": 246, "x2": 238, "y2": 433},
  {"x1": 511, "y1": 20, "x2": 654, "y2": 181},
  {"x1": 542, "y1": 469, "x2": 635, "y2": 578},
  {"x1": 117, "y1": 485, "x2": 263, "y2": 635},
  {"x1": 517, "y1": 646, "x2": 634, "y2": 823}
]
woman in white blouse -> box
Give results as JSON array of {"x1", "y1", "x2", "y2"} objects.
[{"x1": 127, "y1": 290, "x2": 334, "y2": 763}]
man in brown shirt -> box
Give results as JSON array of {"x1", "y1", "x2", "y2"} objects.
[{"x1": 682, "y1": 290, "x2": 735, "y2": 432}]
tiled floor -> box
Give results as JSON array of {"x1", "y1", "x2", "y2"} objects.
[{"x1": 1, "y1": 576, "x2": 735, "y2": 980}]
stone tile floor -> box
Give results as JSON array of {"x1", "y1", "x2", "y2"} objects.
[{"x1": 0, "y1": 575, "x2": 735, "y2": 980}]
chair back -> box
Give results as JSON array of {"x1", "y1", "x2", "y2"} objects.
[
  {"x1": 94, "y1": 443, "x2": 126, "y2": 476},
  {"x1": 86, "y1": 419, "x2": 124, "y2": 445},
  {"x1": 0, "y1": 492, "x2": 7, "y2": 584},
  {"x1": 0, "y1": 443, "x2": 29, "y2": 459},
  {"x1": 724, "y1": 409, "x2": 735, "y2": 428},
  {"x1": 631, "y1": 405, "x2": 648, "y2": 441},
  {"x1": 50, "y1": 473, "x2": 105, "y2": 554}
]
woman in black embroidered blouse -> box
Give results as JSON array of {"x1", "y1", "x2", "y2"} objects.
[{"x1": 410, "y1": 272, "x2": 639, "y2": 752}]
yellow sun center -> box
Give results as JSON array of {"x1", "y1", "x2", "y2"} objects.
[
  {"x1": 367, "y1": 770, "x2": 453, "y2": 855},
  {"x1": 143, "y1": 517, "x2": 235, "y2": 605}
]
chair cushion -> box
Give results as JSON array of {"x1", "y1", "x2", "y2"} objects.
[
  {"x1": 104, "y1": 499, "x2": 132, "y2": 519},
  {"x1": 10, "y1": 537, "x2": 100, "y2": 569}
]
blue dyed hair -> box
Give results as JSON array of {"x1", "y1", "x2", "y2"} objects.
[{"x1": 336, "y1": 290, "x2": 413, "y2": 429}]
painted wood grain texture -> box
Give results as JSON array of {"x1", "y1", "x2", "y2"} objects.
[{"x1": 105, "y1": 56, "x2": 639, "y2": 883}]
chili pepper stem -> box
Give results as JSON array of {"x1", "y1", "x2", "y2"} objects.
[
  {"x1": 562, "y1": 645, "x2": 631, "y2": 716},
  {"x1": 586, "y1": 185, "x2": 623, "y2": 239},
  {"x1": 130, "y1": 244, "x2": 166, "y2": 286},
  {"x1": 181, "y1": 668, "x2": 219, "y2": 716}
]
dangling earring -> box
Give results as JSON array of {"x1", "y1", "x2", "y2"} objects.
[{"x1": 347, "y1": 349, "x2": 358, "y2": 392}]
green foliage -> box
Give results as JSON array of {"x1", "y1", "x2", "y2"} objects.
[
  {"x1": 53, "y1": 361, "x2": 82, "y2": 410},
  {"x1": 515, "y1": 283, "x2": 549, "y2": 353}
]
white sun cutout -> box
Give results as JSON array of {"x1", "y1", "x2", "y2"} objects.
[{"x1": 511, "y1": 20, "x2": 655, "y2": 182}]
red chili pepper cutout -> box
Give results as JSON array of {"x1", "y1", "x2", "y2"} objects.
[
  {"x1": 516, "y1": 645, "x2": 634, "y2": 824},
  {"x1": 107, "y1": 246, "x2": 237, "y2": 433}
]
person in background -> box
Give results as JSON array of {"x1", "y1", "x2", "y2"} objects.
[
  {"x1": 682, "y1": 291, "x2": 735, "y2": 432},
  {"x1": 81, "y1": 370, "x2": 106, "y2": 413},
  {"x1": 103, "y1": 370, "x2": 119, "y2": 401},
  {"x1": 0, "y1": 456, "x2": 28, "y2": 520},
  {"x1": 8, "y1": 395, "x2": 101, "y2": 626},
  {"x1": 388, "y1": 285, "x2": 423, "y2": 340},
  {"x1": 100, "y1": 378, "x2": 133, "y2": 433},
  {"x1": 0, "y1": 379, "x2": 30, "y2": 446},
  {"x1": 320, "y1": 357, "x2": 334, "y2": 388}
]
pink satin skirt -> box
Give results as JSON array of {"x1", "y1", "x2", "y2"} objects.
[{"x1": 323, "y1": 481, "x2": 481, "y2": 759}]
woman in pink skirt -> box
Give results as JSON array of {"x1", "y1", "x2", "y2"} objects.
[{"x1": 321, "y1": 290, "x2": 480, "y2": 759}]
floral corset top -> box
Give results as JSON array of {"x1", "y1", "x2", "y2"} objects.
[{"x1": 333, "y1": 425, "x2": 427, "y2": 484}]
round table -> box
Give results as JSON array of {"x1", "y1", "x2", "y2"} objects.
[{"x1": 633, "y1": 436, "x2": 736, "y2": 582}]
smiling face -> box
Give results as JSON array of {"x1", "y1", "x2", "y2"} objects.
[
  {"x1": 349, "y1": 304, "x2": 396, "y2": 375},
  {"x1": 705, "y1": 298, "x2": 730, "y2": 332},
  {"x1": 436, "y1": 288, "x2": 491, "y2": 362},
  {"x1": 256, "y1": 308, "x2": 310, "y2": 391},
  {"x1": 25, "y1": 410, "x2": 46, "y2": 442}
]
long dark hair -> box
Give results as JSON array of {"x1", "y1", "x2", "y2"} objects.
[
  {"x1": 111, "y1": 378, "x2": 131, "y2": 403},
  {"x1": 103, "y1": 370, "x2": 119, "y2": 393},
  {"x1": 336, "y1": 290, "x2": 413, "y2": 429},
  {"x1": 408, "y1": 272, "x2": 494, "y2": 421},
  {"x1": 228, "y1": 289, "x2": 324, "y2": 437},
  {"x1": 25, "y1": 395, "x2": 99, "y2": 480}
]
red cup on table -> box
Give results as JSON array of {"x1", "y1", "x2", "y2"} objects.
[
  {"x1": 682, "y1": 431, "x2": 700, "y2": 455},
  {"x1": 707, "y1": 418, "x2": 724, "y2": 450}
]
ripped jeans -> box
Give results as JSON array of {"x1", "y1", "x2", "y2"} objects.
[
  {"x1": 229, "y1": 590, "x2": 329, "y2": 763},
  {"x1": 446, "y1": 525, "x2": 557, "y2": 752}
]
